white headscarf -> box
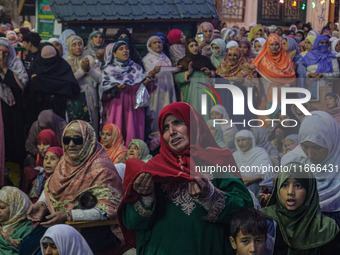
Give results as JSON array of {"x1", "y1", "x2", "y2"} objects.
[
  {"x1": 331, "y1": 38, "x2": 340, "y2": 57},
  {"x1": 253, "y1": 38, "x2": 266, "y2": 55},
  {"x1": 40, "y1": 224, "x2": 93, "y2": 255},
  {"x1": 232, "y1": 130, "x2": 273, "y2": 196},
  {"x1": 299, "y1": 111, "x2": 340, "y2": 212},
  {"x1": 142, "y1": 36, "x2": 171, "y2": 72},
  {"x1": 226, "y1": 40, "x2": 239, "y2": 49}
]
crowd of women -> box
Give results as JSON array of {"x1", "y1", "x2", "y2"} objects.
[{"x1": 0, "y1": 19, "x2": 339, "y2": 254}]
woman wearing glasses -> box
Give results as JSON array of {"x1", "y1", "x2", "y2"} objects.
[{"x1": 26, "y1": 120, "x2": 124, "y2": 253}]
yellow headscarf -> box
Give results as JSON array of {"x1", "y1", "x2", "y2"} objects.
[
  {"x1": 301, "y1": 35, "x2": 316, "y2": 56},
  {"x1": 248, "y1": 25, "x2": 265, "y2": 42}
]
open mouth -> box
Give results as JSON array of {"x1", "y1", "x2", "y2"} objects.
[
  {"x1": 171, "y1": 137, "x2": 182, "y2": 145},
  {"x1": 286, "y1": 199, "x2": 296, "y2": 206}
]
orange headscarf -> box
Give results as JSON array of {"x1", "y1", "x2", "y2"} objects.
[
  {"x1": 252, "y1": 34, "x2": 296, "y2": 84},
  {"x1": 101, "y1": 124, "x2": 127, "y2": 164}
]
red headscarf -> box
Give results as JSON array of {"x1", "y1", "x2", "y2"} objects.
[
  {"x1": 252, "y1": 34, "x2": 296, "y2": 84},
  {"x1": 46, "y1": 147, "x2": 63, "y2": 158},
  {"x1": 119, "y1": 102, "x2": 241, "y2": 246},
  {"x1": 36, "y1": 129, "x2": 59, "y2": 166},
  {"x1": 101, "y1": 124, "x2": 127, "y2": 164},
  {"x1": 167, "y1": 29, "x2": 183, "y2": 44}
]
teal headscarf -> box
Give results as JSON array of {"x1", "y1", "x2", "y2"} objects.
[
  {"x1": 85, "y1": 30, "x2": 105, "y2": 58},
  {"x1": 210, "y1": 38, "x2": 227, "y2": 68},
  {"x1": 128, "y1": 139, "x2": 153, "y2": 162}
]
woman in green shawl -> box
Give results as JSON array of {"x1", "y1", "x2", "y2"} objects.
[
  {"x1": 0, "y1": 186, "x2": 34, "y2": 255},
  {"x1": 261, "y1": 164, "x2": 340, "y2": 255},
  {"x1": 126, "y1": 139, "x2": 153, "y2": 162},
  {"x1": 210, "y1": 38, "x2": 227, "y2": 68}
]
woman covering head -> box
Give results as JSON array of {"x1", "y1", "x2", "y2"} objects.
[
  {"x1": 167, "y1": 28, "x2": 186, "y2": 65},
  {"x1": 253, "y1": 34, "x2": 295, "y2": 84},
  {"x1": 28, "y1": 120, "x2": 125, "y2": 251},
  {"x1": 25, "y1": 109, "x2": 67, "y2": 160},
  {"x1": 248, "y1": 25, "x2": 266, "y2": 42},
  {"x1": 261, "y1": 167, "x2": 340, "y2": 254},
  {"x1": 126, "y1": 139, "x2": 152, "y2": 162},
  {"x1": 233, "y1": 129, "x2": 273, "y2": 196},
  {"x1": 100, "y1": 41, "x2": 151, "y2": 144},
  {"x1": 253, "y1": 38, "x2": 266, "y2": 56},
  {"x1": 0, "y1": 186, "x2": 34, "y2": 255},
  {"x1": 34, "y1": 43, "x2": 80, "y2": 119},
  {"x1": 281, "y1": 111, "x2": 340, "y2": 222},
  {"x1": 113, "y1": 27, "x2": 144, "y2": 68},
  {"x1": 302, "y1": 35, "x2": 337, "y2": 75},
  {"x1": 175, "y1": 38, "x2": 215, "y2": 111},
  {"x1": 40, "y1": 224, "x2": 93, "y2": 255},
  {"x1": 65, "y1": 35, "x2": 101, "y2": 133},
  {"x1": 210, "y1": 38, "x2": 227, "y2": 68},
  {"x1": 301, "y1": 35, "x2": 316, "y2": 57},
  {"x1": 59, "y1": 29, "x2": 76, "y2": 58},
  {"x1": 100, "y1": 124, "x2": 127, "y2": 164},
  {"x1": 6, "y1": 31, "x2": 20, "y2": 47},
  {"x1": 0, "y1": 37, "x2": 28, "y2": 186},
  {"x1": 142, "y1": 35, "x2": 177, "y2": 132},
  {"x1": 119, "y1": 102, "x2": 252, "y2": 254},
  {"x1": 325, "y1": 92, "x2": 340, "y2": 125},
  {"x1": 196, "y1": 21, "x2": 214, "y2": 57},
  {"x1": 210, "y1": 105, "x2": 238, "y2": 150},
  {"x1": 216, "y1": 46, "x2": 257, "y2": 79},
  {"x1": 48, "y1": 38, "x2": 63, "y2": 57},
  {"x1": 226, "y1": 40, "x2": 239, "y2": 49},
  {"x1": 238, "y1": 39, "x2": 256, "y2": 64},
  {"x1": 35, "y1": 129, "x2": 59, "y2": 166},
  {"x1": 84, "y1": 30, "x2": 105, "y2": 59},
  {"x1": 331, "y1": 38, "x2": 340, "y2": 57}
]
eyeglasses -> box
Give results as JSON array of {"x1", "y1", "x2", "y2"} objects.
[{"x1": 63, "y1": 136, "x2": 83, "y2": 145}]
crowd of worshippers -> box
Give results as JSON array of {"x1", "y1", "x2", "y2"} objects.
[{"x1": 0, "y1": 19, "x2": 339, "y2": 254}]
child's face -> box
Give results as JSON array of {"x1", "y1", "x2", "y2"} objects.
[
  {"x1": 43, "y1": 151, "x2": 61, "y2": 175},
  {"x1": 254, "y1": 41, "x2": 262, "y2": 52},
  {"x1": 279, "y1": 178, "x2": 306, "y2": 211},
  {"x1": 229, "y1": 231, "x2": 266, "y2": 255},
  {"x1": 37, "y1": 142, "x2": 51, "y2": 158},
  {"x1": 0, "y1": 200, "x2": 10, "y2": 223}
]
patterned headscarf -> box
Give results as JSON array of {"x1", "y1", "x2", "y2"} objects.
[
  {"x1": 216, "y1": 46, "x2": 257, "y2": 78},
  {"x1": 45, "y1": 120, "x2": 124, "y2": 241},
  {"x1": 0, "y1": 187, "x2": 31, "y2": 232}
]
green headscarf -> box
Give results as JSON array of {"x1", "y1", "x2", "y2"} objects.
[
  {"x1": 128, "y1": 139, "x2": 153, "y2": 162},
  {"x1": 261, "y1": 163, "x2": 339, "y2": 254}
]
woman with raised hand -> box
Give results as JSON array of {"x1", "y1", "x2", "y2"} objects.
[{"x1": 119, "y1": 102, "x2": 252, "y2": 255}]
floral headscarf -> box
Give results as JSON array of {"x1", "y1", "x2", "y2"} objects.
[{"x1": 216, "y1": 46, "x2": 257, "y2": 78}]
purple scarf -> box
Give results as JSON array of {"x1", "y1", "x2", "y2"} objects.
[{"x1": 302, "y1": 35, "x2": 336, "y2": 73}]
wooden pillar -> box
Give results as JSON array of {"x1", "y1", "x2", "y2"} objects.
[{"x1": 330, "y1": 0, "x2": 335, "y2": 22}]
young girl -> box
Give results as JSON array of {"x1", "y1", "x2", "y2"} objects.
[
  {"x1": 0, "y1": 186, "x2": 34, "y2": 255},
  {"x1": 21, "y1": 129, "x2": 59, "y2": 194},
  {"x1": 29, "y1": 147, "x2": 63, "y2": 203},
  {"x1": 261, "y1": 166, "x2": 340, "y2": 254}
]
